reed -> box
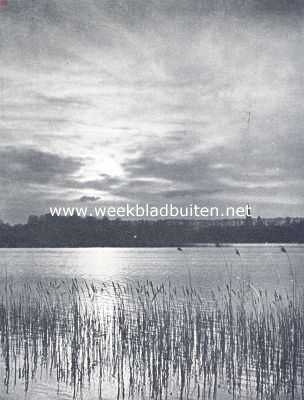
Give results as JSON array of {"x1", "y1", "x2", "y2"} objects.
[{"x1": 0, "y1": 278, "x2": 303, "y2": 399}]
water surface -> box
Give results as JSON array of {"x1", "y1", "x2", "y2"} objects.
[
  {"x1": 1, "y1": 245, "x2": 303, "y2": 293},
  {"x1": 0, "y1": 245, "x2": 303, "y2": 400}
]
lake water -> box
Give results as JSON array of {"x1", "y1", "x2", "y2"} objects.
[
  {"x1": 0, "y1": 244, "x2": 303, "y2": 294},
  {"x1": 0, "y1": 245, "x2": 303, "y2": 400}
]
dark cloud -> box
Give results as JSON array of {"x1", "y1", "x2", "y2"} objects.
[
  {"x1": 161, "y1": 188, "x2": 221, "y2": 199},
  {"x1": 79, "y1": 195, "x2": 101, "y2": 203},
  {"x1": 1, "y1": 116, "x2": 70, "y2": 124},
  {"x1": 35, "y1": 94, "x2": 91, "y2": 107},
  {"x1": 61, "y1": 176, "x2": 122, "y2": 193},
  {"x1": 123, "y1": 155, "x2": 212, "y2": 183},
  {"x1": 99, "y1": 174, "x2": 124, "y2": 187},
  {"x1": 0, "y1": 147, "x2": 83, "y2": 184},
  {"x1": 3, "y1": 0, "x2": 304, "y2": 25}
]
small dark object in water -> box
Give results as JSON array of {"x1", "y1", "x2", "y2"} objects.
[
  {"x1": 235, "y1": 248, "x2": 240, "y2": 256},
  {"x1": 177, "y1": 247, "x2": 183, "y2": 252},
  {"x1": 215, "y1": 242, "x2": 221, "y2": 248},
  {"x1": 280, "y1": 246, "x2": 287, "y2": 253}
]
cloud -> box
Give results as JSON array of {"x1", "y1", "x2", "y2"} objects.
[
  {"x1": 161, "y1": 189, "x2": 221, "y2": 199},
  {"x1": 123, "y1": 154, "x2": 210, "y2": 183},
  {"x1": 0, "y1": 147, "x2": 83, "y2": 184},
  {"x1": 63, "y1": 176, "x2": 122, "y2": 192},
  {"x1": 35, "y1": 94, "x2": 91, "y2": 107},
  {"x1": 79, "y1": 195, "x2": 100, "y2": 203}
]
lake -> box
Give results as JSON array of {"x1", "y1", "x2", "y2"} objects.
[
  {"x1": 1, "y1": 244, "x2": 303, "y2": 292},
  {"x1": 0, "y1": 245, "x2": 303, "y2": 400}
]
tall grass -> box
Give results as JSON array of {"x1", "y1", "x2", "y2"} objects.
[{"x1": 0, "y1": 278, "x2": 303, "y2": 399}]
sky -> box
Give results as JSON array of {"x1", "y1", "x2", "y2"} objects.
[{"x1": 0, "y1": 0, "x2": 304, "y2": 223}]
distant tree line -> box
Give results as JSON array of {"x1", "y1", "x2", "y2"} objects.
[{"x1": 0, "y1": 214, "x2": 303, "y2": 247}]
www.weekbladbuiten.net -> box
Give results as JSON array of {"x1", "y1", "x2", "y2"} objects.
[{"x1": 49, "y1": 204, "x2": 253, "y2": 219}]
